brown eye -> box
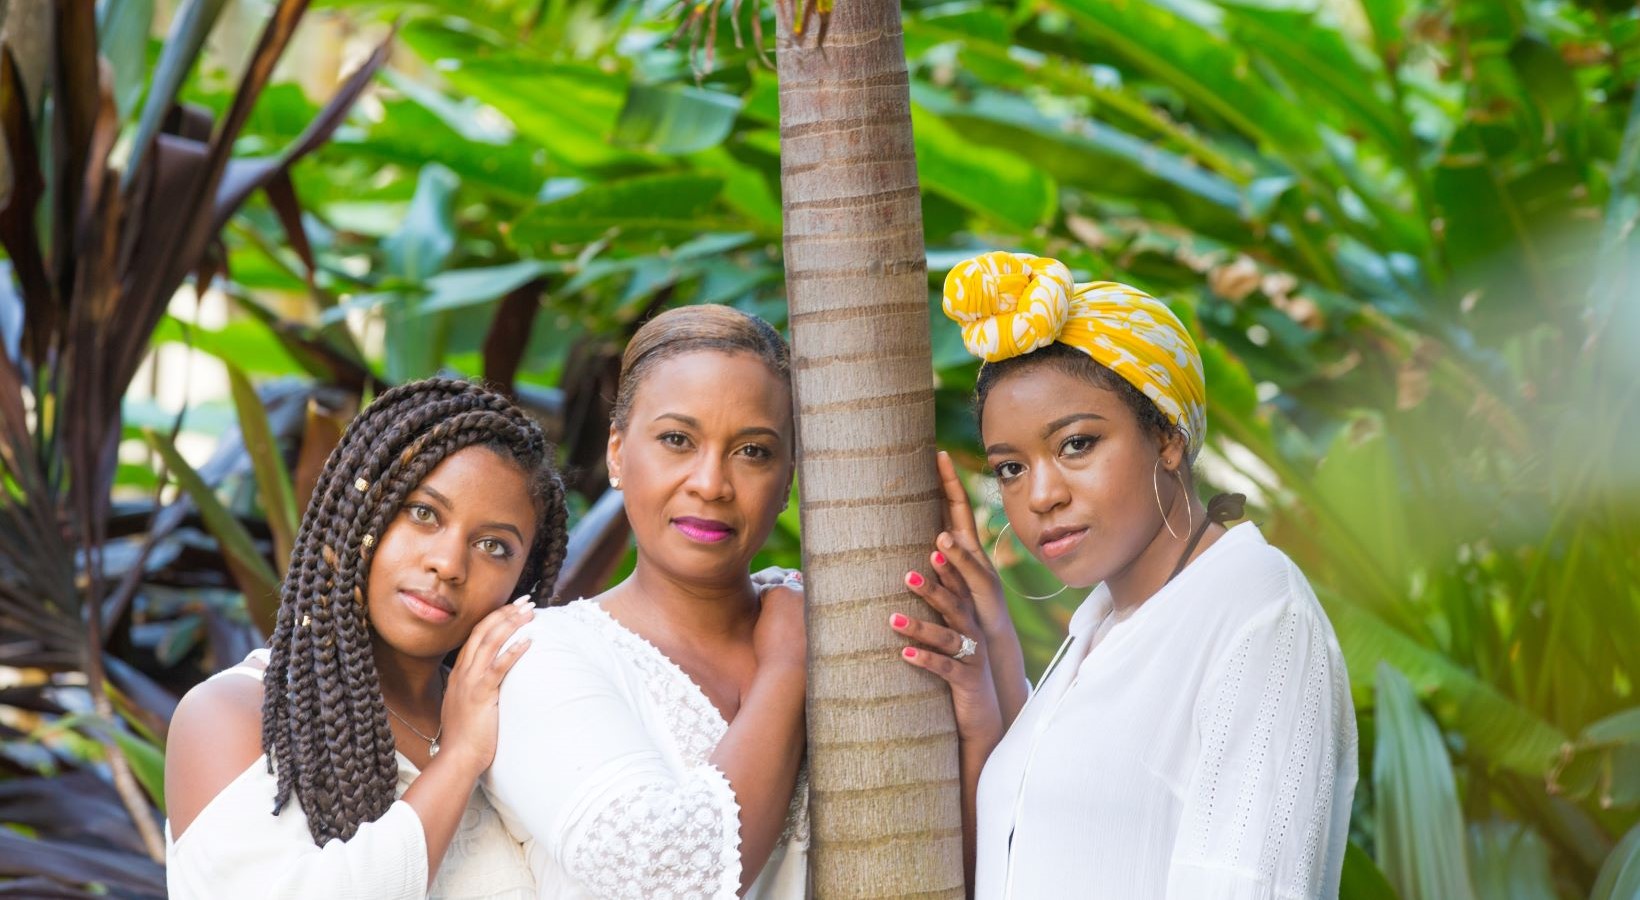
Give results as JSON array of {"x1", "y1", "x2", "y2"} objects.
[{"x1": 1061, "y1": 435, "x2": 1097, "y2": 455}]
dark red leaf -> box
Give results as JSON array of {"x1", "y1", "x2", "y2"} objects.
[
  {"x1": 0, "y1": 47, "x2": 54, "y2": 364},
  {"x1": 0, "y1": 829, "x2": 164, "y2": 896},
  {"x1": 262, "y1": 168, "x2": 315, "y2": 283},
  {"x1": 49, "y1": 0, "x2": 101, "y2": 303},
  {"x1": 482, "y1": 279, "x2": 545, "y2": 394}
]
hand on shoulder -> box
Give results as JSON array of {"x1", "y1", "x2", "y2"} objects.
[{"x1": 164, "y1": 663, "x2": 270, "y2": 840}]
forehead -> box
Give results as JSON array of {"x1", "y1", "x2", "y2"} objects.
[
  {"x1": 981, "y1": 365, "x2": 1133, "y2": 447},
  {"x1": 415, "y1": 446, "x2": 534, "y2": 517},
  {"x1": 629, "y1": 351, "x2": 790, "y2": 427}
]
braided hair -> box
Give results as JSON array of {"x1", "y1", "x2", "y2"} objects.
[{"x1": 260, "y1": 377, "x2": 569, "y2": 844}]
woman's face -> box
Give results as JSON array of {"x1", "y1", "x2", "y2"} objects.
[
  {"x1": 980, "y1": 365, "x2": 1182, "y2": 589},
  {"x1": 366, "y1": 446, "x2": 538, "y2": 659},
  {"x1": 608, "y1": 350, "x2": 794, "y2": 586}
]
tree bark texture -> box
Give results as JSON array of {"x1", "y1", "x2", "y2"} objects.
[{"x1": 777, "y1": 1, "x2": 965, "y2": 895}]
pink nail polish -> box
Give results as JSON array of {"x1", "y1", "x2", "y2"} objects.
[
  {"x1": 906, "y1": 572, "x2": 924, "y2": 588},
  {"x1": 932, "y1": 551, "x2": 947, "y2": 566},
  {"x1": 903, "y1": 647, "x2": 918, "y2": 659},
  {"x1": 890, "y1": 613, "x2": 909, "y2": 629}
]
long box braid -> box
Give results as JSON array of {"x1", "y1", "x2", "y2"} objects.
[{"x1": 260, "y1": 378, "x2": 569, "y2": 844}]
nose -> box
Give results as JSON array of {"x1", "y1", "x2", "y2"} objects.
[
  {"x1": 1026, "y1": 463, "x2": 1071, "y2": 517},
  {"x1": 421, "y1": 529, "x2": 467, "y2": 585},
  {"x1": 684, "y1": 452, "x2": 733, "y2": 503}
]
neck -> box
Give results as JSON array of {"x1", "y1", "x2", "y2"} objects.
[
  {"x1": 616, "y1": 551, "x2": 760, "y2": 645},
  {"x1": 1103, "y1": 492, "x2": 1211, "y2": 614},
  {"x1": 371, "y1": 635, "x2": 444, "y2": 716}
]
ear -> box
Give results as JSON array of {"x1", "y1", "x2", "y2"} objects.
[
  {"x1": 1160, "y1": 428, "x2": 1189, "y2": 473},
  {"x1": 606, "y1": 423, "x2": 624, "y2": 482}
]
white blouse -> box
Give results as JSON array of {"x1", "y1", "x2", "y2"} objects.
[
  {"x1": 486, "y1": 599, "x2": 810, "y2": 899},
  {"x1": 975, "y1": 523, "x2": 1357, "y2": 899},
  {"x1": 164, "y1": 649, "x2": 534, "y2": 900}
]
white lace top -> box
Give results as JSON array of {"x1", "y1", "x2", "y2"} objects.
[
  {"x1": 485, "y1": 600, "x2": 810, "y2": 899},
  {"x1": 164, "y1": 649, "x2": 534, "y2": 900},
  {"x1": 974, "y1": 523, "x2": 1358, "y2": 899}
]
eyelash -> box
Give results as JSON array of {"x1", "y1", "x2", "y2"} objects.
[
  {"x1": 990, "y1": 435, "x2": 1099, "y2": 482},
  {"x1": 659, "y1": 432, "x2": 775, "y2": 461},
  {"x1": 402, "y1": 503, "x2": 515, "y2": 559}
]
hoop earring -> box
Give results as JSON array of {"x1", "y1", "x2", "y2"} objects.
[
  {"x1": 990, "y1": 522, "x2": 1070, "y2": 601},
  {"x1": 1152, "y1": 458, "x2": 1192, "y2": 540}
]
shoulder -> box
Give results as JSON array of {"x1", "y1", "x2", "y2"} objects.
[
  {"x1": 164, "y1": 663, "x2": 269, "y2": 839},
  {"x1": 502, "y1": 601, "x2": 628, "y2": 688},
  {"x1": 1177, "y1": 525, "x2": 1342, "y2": 668}
]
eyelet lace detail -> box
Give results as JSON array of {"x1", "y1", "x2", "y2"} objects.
[{"x1": 558, "y1": 602, "x2": 759, "y2": 898}]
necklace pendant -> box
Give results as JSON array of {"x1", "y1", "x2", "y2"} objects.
[{"x1": 428, "y1": 738, "x2": 439, "y2": 757}]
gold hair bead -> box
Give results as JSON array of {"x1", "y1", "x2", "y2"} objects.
[
  {"x1": 301, "y1": 614, "x2": 311, "y2": 627},
  {"x1": 361, "y1": 533, "x2": 375, "y2": 549},
  {"x1": 355, "y1": 477, "x2": 369, "y2": 492}
]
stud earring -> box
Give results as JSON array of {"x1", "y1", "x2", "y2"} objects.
[{"x1": 610, "y1": 476, "x2": 622, "y2": 490}]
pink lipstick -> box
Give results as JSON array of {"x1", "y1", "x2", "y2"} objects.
[{"x1": 672, "y1": 516, "x2": 734, "y2": 544}]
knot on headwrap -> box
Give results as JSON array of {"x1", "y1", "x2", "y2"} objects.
[
  {"x1": 942, "y1": 252, "x2": 1074, "y2": 363},
  {"x1": 943, "y1": 251, "x2": 1209, "y2": 461}
]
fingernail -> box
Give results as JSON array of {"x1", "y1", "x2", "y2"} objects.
[
  {"x1": 890, "y1": 613, "x2": 909, "y2": 629},
  {"x1": 903, "y1": 647, "x2": 918, "y2": 659},
  {"x1": 932, "y1": 551, "x2": 947, "y2": 566},
  {"x1": 512, "y1": 594, "x2": 533, "y2": 606},
  {"x1": 937, "y1": 533, "x2": 953, "y2": 549},
  {"x1": 906, "y1": 571, "x2": 924, "y2": 588}
]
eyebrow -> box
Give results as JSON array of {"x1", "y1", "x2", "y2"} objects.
[
  {"x1": 1041, "y1": 412, "x2": 1106, "y2": 438},
  {"x1": 414, "y1": 485, "x2": 525, "y2": 541},
  {"x1": 984, "y1": 412, "x2": 1107, "y2": 457},
  {"x1": 655, "y1": 413, "x2": 784, "y2": 441}
]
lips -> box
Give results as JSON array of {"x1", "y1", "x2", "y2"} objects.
[
  {"x1": 672, "y1": 516, "x2": 735, "y2": 544},
  {"x1": 398, "y1": 588, "x2": 456, "y2": 624},
  {"x1": 1037, "y1": 525, "x2": 1088, "y2": 560}
]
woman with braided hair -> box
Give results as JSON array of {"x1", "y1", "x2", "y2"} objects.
[
  {"x1": 164, "y1": 377, "x2": 569, "y2": 899},
  {"x1": 485, "y1": 304, "x2": 809, "y2": 899},
  {"x1": 887, "y1": 252, "x2": 1356, "y2": 898}
]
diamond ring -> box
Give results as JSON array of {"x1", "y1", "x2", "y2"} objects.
[{"x1": 951, "y1": 633, "x2": 978, "y2": 661}]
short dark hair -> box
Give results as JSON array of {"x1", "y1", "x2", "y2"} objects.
[{"x1": 611, "y1": 305, "x2": 790, "y2": 432}]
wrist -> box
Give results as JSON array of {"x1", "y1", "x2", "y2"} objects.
[{"x1": 425, "y1": 742, "x2": 489, "y2": 781}]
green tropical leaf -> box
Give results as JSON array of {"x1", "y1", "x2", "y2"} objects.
[
  {"x1": 911, "y1": 102, "x2": 1057, "y2": 231},
  {"x1": 1340, "y1": 840, "x2": 1400, "y2": 900},
  {"x1": 613, "y1": 83, "x2": 742, "y2": 155},
  {"x1": 97, "y1": 0, "x2": 155, "y2": 121},
  {"x1": 144, "y1": 428, "x2": 280, "y2": 634},
  {"x1": 1329, "y1": 599, "x2": 1566, "y2": 776},
  {"x1": 1373, "y1": 662, "x2": 1478, "y2": 900},
  {"x1": 509, "y1": 172, "x2": 726, "y2": 246},
  {"x1": 1466, "y1": 820, "x2": 1556, "y2": 900},
  {"x1": 1592, "y1": 821, "x2": 1640, "y2": 900},
  {"x1": 225, "y1": 364, "x2": 299, "y2": 576}
]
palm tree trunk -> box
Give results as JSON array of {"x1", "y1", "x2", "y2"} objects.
[{"x1": 777, "y1": 2, "x2": 965, "y2": 894}]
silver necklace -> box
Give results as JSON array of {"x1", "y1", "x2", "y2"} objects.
[{"x1": 384, "y1": 672, "x2": 446, "y2": 756}]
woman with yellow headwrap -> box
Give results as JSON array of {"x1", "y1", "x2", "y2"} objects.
[{"x1": 886, "y1": 252, "x2": 1357, "y2": 898}]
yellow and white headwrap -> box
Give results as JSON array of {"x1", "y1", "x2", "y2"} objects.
[{"x1": 942, "y1": 251, "x2": 1208, "y2": 460}]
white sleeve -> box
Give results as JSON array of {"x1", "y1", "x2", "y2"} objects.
[
  {"x1": 167, "y1": 795, "x2": 428, "y2": 900},
  {"x1": 486, "y1": 620, "x2": 742, "y2": 899},
  {"x1": 1165, "y1": 570, "x2": 1357, "y2": 900}
]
